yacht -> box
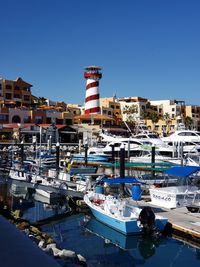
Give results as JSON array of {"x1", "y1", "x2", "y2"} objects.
[
  {"x1": 133, "y1": 132, "x2": 165, "y2": 146},
  {"x1": 102, "y1": 140, "x2": 145, "y2": 157},
  {"x1": 161, "y1": 130, "x2": 200, "y2": 145}
]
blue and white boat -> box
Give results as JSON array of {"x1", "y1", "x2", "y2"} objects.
[
  {"x1": 84, "y1": 190, "x2": 168, "y2": 235},
  {"x1": 72, "y1": 153, "x2": 110, "y2": 163},
  {"x1": 69, "y1": 166, "x2": 97, "y2": 175}
]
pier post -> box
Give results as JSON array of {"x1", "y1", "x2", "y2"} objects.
[
  {"x1": 111, "y1": 144, "x2": 115, "y2": 175},
  {"x1": 20, "y1": 141, "x2": 24, "y2": 168},
  {"x1": 151, "y1": 145, "x2": 155, "y2": 177},
  {"x1": 119, "y1": 145, "x2": 125, "y2": 196},
  {"x1": 84, "y1": 143, "x2": 88, "y2": 166},
  {"x1": 180, "y1": 142, "x2": 184, "y2": 165},
  {"x1": 56, "y1": 142, "x2": 60, "y2": 175}
]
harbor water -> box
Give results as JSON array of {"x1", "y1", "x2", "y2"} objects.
[{"x1": 0, "y1": 178, "x2": 200, "y2": 267}]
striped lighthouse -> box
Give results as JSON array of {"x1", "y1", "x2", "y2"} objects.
[{"x1": 84, "y1": 66, "x2": 102, "y2": 114}]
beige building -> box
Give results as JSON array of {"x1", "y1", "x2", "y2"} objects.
[
  {"x1": 0, "y1": 77, "x2": 32, "y2": 107},
  {"x1": 100, "y1": 96, "x2": 122, "y2": 123}
]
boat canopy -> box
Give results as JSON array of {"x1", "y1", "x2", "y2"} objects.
[
  {"x1": 164, "y1": 166, "x2": 200, "y2": 177},
  {"x1": 101, "y1": 177, "x2": 143, "y2": 184}
]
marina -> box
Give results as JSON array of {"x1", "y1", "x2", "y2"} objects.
[{"x1": 2, "y1": 1, "x2": 200, "y2": 266}]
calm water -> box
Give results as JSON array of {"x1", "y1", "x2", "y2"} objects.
[
  {"x1": 41, "y1": 214, "x2": 200, "y2": 267},
  {"x1": 0, "y1": 178, "x2": 200, "y2": 267}
]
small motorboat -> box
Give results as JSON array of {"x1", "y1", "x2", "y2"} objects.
[{"x1": 84, "y1": 191, "x2": 168, "y2": 235}]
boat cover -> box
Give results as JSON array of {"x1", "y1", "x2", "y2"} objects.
[
  {"x1": 101, "y1": 177, "x2": 143, "y2": 184},
  {"x1": 164, "y1": 166, "x2": 200, "y2": 177}
]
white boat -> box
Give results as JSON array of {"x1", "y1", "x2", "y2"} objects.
[
  {"x1": 149, "y1": 185, "x2": 200, "y2": 209},
  {"x1": 35, "y1": 188, "x2": 61, "y2": 200},
  {"x1": 133, "y1": 132, "x2": 165, "y2": 146},
  {"x1": 129, "y1": 150, "x2": 174, "y2": 164},
  {"x1": 130, "y1": 150, "x2": 200, "y2": 166},
  {"x1": 149, "y1": 166, "x2": 200, "y2": 209},
  {"x1": 84, "y1": 191, "x2": 168, "y2": 235},
  {"x1": 102, "y1": 140, "x2": 146, "y2": 157},
  {"x1": 161, "y1": 130, "x2": 200, "y2": 146}
]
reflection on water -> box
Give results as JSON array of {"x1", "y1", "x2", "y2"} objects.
[
  {"x1": 41, "y1": 214, "x2": 200, "y2": 267},
  {"x1": 0, "y1": 179, "x2": 70, "y2": 223},
  {"x1": 1, "y1": 178, "x2": 200, "y2": 266},
  {"x1": 84, "y1": 215, "x2": 165, "y2": 258}
]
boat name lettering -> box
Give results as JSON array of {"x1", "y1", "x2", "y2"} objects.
[{"x1": 152, "y1": 193, "x2": 171, "y2": 202}]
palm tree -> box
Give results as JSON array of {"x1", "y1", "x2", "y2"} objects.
[
  {"x1": 184, "y1": 116, "x2": 193, "y2": 129},
  {"x1": 148, "y1": 112, "x2": 159, "y2": 131},
  {"x1": 37, "y1": 97, "x2": 48, "y2": 106},
  {"x1": 163, "y1": 112, "x2": 171, "y2": 134},
  {"x1": 122, "y1": 104, "x2": 138, "y2": 125}
]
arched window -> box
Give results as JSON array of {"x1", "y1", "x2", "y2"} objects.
[{"x1": 12, "y1": 115, "x2": 21, "y2": 123}]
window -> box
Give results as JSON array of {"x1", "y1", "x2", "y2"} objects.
[
  {"x1": 0, "y1": 114, "x2": 8, "y2": 122},
  {"x1": 12, "y1": 115, "x2": 21, "y2": 123},
  {"x1": 35, "y1": 116, "x2": 42, "y2": 124},
  {"x1": 24, "y1": 95, "x2": 30, "y2": 101},
  {"x1": 14, "y1": 86, "x2": 20, "y2": 90},
  {"x1": 6, "y1": 85, "x2": 12, "y2": 90},
  {"x1": 14, "y1": 94, "x2": 20, "y2": 98},
  {"x1": 5, "y1": 93, "x2": 12, "y2": 99},
  {"x1": 24, "y1": 116, "x2": 31, "y2": 123}
]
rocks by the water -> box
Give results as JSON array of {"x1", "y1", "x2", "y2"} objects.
[
  {"x1": 39, "y1": 241, "x2": 87, "y2": 266},
  {"x1": 16, "y1": 221, "x2": 30, "y2": 230},
  {"x1": 1, "y1": 201, "x2": 88, "y2": 266}
]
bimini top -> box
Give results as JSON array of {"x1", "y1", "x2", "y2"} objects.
[
  {"x1": 101, "y1": 177, "x2": 143, "y2": 184},
  {"x1": 165, "y1": 166, "x2": 200, "y2": 177}
]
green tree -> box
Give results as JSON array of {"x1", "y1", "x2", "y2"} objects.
[
  {"x1": 163, "y1": 112, "x2": 171, "y2": 133},
  {"x1": 184, "y1": 116, "x2": 193, "y2": 129},
  {"x1": 37, "y1": 97, "x2": 48, "y2": 106},
  {"x1": 148, "y1": 112, "x2": 159, "y2": 130},
  {"x1": 123, "y1": 104, "x2": 138, "y2": 125}
]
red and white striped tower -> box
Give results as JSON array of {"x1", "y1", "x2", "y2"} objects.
[{"x1": 84, "y1": 66, "x2": 102, "y2": 114}]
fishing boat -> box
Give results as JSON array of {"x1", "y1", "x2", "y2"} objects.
[
  {"x1": 149, "y1": 166, "x2": 200, "y2": 209},
  {"x1": 71, "y1": 153, "x2": 110, "y2": 163},
  {"x1": 84, "y1": 189, "x2": 168, "y2": 235},
  {"x1": 69, "y1": 165, "x2": 98, "y2": 175}
]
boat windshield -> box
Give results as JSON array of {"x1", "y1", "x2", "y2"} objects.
[{"x1": 148, "y1": 134, "x2": 159, "y2": 139}]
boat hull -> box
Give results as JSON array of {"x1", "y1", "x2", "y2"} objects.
[
  {"x1": 84, "y1": 193, "x2": 168, "y2": 235},
  {"x1": 90, "y1": 206, "x2": 142, "y2": 235}
]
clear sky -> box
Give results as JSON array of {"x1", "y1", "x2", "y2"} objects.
[{"x1": 1, "y1": 0, "x2": 200, "y2": 106}]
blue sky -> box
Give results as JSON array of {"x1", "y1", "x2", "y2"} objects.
[{"x1": 1, "y1": 0, "x2": 200, "y2": 105}]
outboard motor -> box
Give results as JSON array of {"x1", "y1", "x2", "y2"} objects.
[{"x1": 139, "y1": 206, "x2": 158, "y2": 235}]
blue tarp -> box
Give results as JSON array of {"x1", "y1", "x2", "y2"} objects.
[
  {"x1": 101, "y1": 177, "x2": 143, "y2": 184},
  {"x1": 164, "y1": 166, "x2": 200, "y2": 177}
]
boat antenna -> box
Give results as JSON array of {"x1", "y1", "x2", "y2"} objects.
[{"x1": 124, "y1": 121, "x2": 133, "y2": 137}]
